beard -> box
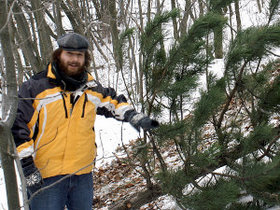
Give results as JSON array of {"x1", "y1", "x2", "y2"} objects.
[
  {"x1": 53, "y1": 60, "x2": 88, "y2": 91},
  {"x1": 58, "y1": 59, "x2": 85, "y2": 77}
]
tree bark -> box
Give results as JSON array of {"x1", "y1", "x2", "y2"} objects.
[
  {"x1": 0, "y1": 1, "x2": 21, "y2": 208},
  {"x1": 61, "y1": 1, "x2": 83, "y2": 34},
  {"x1": 0, "y1": 123, "x2": 21, "y2": 210},
  {"x1": 53, "y1": 0, "x2": 65, "y2": 36},
  {"x1": 30, "y1": 0, "x2": 53, "y2": 66},
  {"x1": 171, "y1": 0, "x2": 178, "y2": 39},
  {"x1": 198, "y1": 0, "x2": 204, "y2": 17},
  {"x1": 234, "y1": 0, "x2": 241, "y2": 32},
  {"x1": 12, "y1": 2, "x2": 43, "y2": 73},
  {"x1": 256, "y1": 0, "x2": 262, "y2": 13},
  {"x1": 0, "y1": 1, "x2": 18, "y2": 125},
  {"x1": 179, "y1": 0, "x2": 190, "y2": 36},
  {"x1": 213, "y1": 8, "x2": 223, "y2": 58},
  {"x1": 108, "y1": 0, "x2": 122, "y2": 72}
]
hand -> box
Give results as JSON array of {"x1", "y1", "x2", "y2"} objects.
[
  {"x1": 137, "y1": 116, "x2": 159, "y2": 131},
  {"x1": 20, "y1": 156, "x2": 43, "y2": 194},
  {"x1": 129, "y1": 113, "x2": 159, "y2": 131}
]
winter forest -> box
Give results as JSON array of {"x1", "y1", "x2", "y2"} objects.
[{"x1": 1, "y1": 0, "x2": 280, "y2": 209}]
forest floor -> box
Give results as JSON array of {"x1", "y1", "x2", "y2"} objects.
[{"x1": 93, "y1": 138, "x2": 182, "y2": 210}]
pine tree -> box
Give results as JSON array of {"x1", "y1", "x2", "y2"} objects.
[
  {"x1": 156, "y1": 9, "x2": 280, "y2": 210},
  {"x1": 129, "y1": 1, "x2": 280, "y2": 209}
]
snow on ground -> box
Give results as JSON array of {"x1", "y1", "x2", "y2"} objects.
[
  {"x1": 93, "y1": 117, "x2": 183, "y2": 209},
  {"x1": 94, "y1": 116, "x2": 140, "y2": 167}
]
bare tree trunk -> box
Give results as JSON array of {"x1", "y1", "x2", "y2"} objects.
[
  {"x1": 0, "y1": 1, "x2": 25, "y2": 209},
  {"x1": 108, "y1": 0, "x2": 122, "y2": 72},
  {"x1": 61, "y1": 0, "x2": 84, "y2": 34},
  {"x1": 99, "y1": 0, "x2": 112, "y2": 41},
  {"x1": 147, "y1": 0, "x2": 151, "y2": 23},
  {"x1": 128, "y1": 36, "x2": 140, "y2": 96},
  {"x1": 198, "y1": 0, "x2": 204, "y2": 17},
  {"x1": 92, "y1": 0, "x2": 101, "y2": 19},
  {"x1": 228, "y1": 4, "x2": 235, "y2": 42},
  {"x1": 53, "y1": 0, "x2": 65, "y2": 36},
  {"x1": 156, "y1": 0, "x2": 161, "y2": 13},
  {"x1": 179, "y1": 0, "x2": 190, "y2": 36},
  {"x1": 171, "y1": 0, "x2": 178, "y2": 39},
  {"x1": 138, "y1": 0, "x2": 144, "y2": 30},
  {"x1": 0, "y1": 2, "x2": 17, "y2": 125},
  {"x1": 214, "y1": 29, "x2": 223, "y2": 58},
  {"x1": 0, "y1": 123, "x2": 21, "y2": 210},
  {"x1": 256, "y1": 0, "x2": 262, "y2": 13},
  {"x1": 12, "y1": 2, "x2": 42, "y2": 73},
  {"x1": 213, "y1": 8, "x2": 223, "y2": 58},
  {"x1": 234, "y1": 0, "x2": 241, "y2": 32},
  {"x1": 30, "y1": 0, "x2": 53, "y2": 65}
]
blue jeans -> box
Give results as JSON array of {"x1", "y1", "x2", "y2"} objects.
[{"x1": 29, "y1": 173, "x2": 93, "y2": 210}]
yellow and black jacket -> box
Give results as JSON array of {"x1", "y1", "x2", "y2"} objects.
[{"x1": 12, "y1": 63, "x2": 134, "y2": 179}]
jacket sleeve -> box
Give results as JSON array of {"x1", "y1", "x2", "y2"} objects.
[
  {"x1": 12, "y1": 80, "x2": 39, "y2": 159},
  {"x1": 93, "y1": 83, "x2": 159, "y2": 131},
  {"x1": 94, "y1": 83, "x2": 134, "y2": 121}
]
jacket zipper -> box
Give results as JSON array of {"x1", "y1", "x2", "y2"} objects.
[
  {"x1": 81, "y1": 93, "x2": 88, "y2": 118},
  {"x1": 60, "y1": 92, "x2": 68, "y2": 118}
]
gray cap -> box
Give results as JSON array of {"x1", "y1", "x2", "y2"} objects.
[{"x1": 57, "y1": 32, "x2": 89, "y2": 51}]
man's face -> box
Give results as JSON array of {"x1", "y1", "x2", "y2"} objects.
[{"x1": 59, "y1": 50, "x2": 86, "y2": 76}]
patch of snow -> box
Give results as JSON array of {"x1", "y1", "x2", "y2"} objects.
[
  {"x1": 141, "y1": 195, "x2": 182, "y2": 210},
  {"x1": 94, "y1": 115, "x2": 140, "y2": 167}
]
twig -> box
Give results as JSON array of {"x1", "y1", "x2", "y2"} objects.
[{"x1": 256, "y1": 134, "x2": 280, "y2": 161}]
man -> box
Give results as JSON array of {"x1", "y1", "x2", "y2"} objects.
[{"x1": 12, "y1": 32, "x2": 159, "y2": 210}]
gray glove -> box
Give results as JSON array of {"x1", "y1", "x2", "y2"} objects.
[
  {"x1": 20, "y1": 156, "x2": 43, "y2": 194},
  {"x1": 128, "y1": 112, "x2": 159, "y2": 131}
]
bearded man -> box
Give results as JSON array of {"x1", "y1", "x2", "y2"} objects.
[{"x1": 12, "y1": 32, "x2": 158, "y2": 210}]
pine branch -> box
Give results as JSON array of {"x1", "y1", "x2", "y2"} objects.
[
  {"x1": 256, "y1": 134, "x2": 280, "y2": 161},
  {"x1": 216, "y1": 61, "x2": 248, "y2": 129}
]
